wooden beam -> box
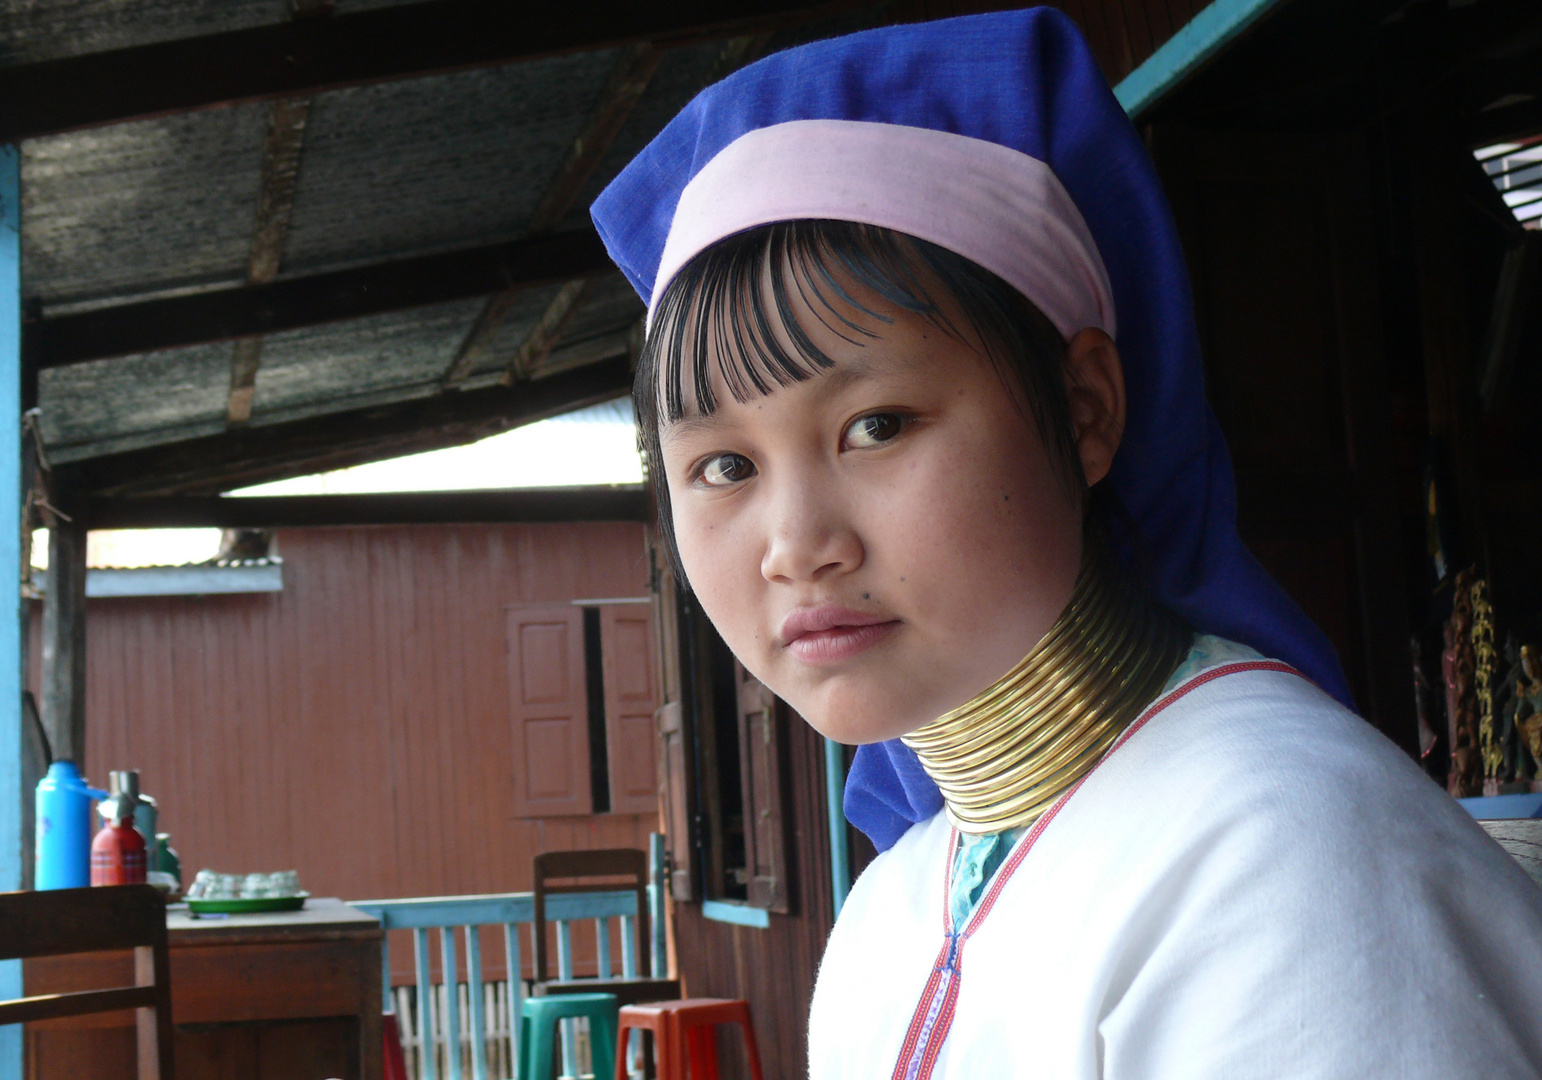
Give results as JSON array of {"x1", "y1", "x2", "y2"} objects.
[
  {"x1": 227, "y1": 0, "x2": 336, "y2": 423},
  {"x1": 248, "y1": 97, "x2": 313, "y2": 287},
  {"x1": 36, "y1": 229, "x2": 614, "y2": 368},
  {"x1": 505, "y1": 279, "x2": 590, "y2": 383},
  {"x1": 54, "y1": 354, "x2": 635, "y2": 498},
  {"x1": 0, "y1": 0, "x2": 855, "y2": 143},
  {"x1": 86, "y1": 487, "x2": 648, "y2": 529},
  {"x1": 228, "y1": 337, "x2": 265, "y2": 425},
  {"x1": 445, "y1": 44, "x2": 661, "y2": 386},
  {"x1": 228, "y1": 96, "x2": 314, "y2": 425},
  {"x1": 40, "y1": 518, "x2": 87, "y2": 766}
]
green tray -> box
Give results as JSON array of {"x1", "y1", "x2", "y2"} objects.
[{"x1": 186, "y1": 893, "x2": 308, "y2": 915}]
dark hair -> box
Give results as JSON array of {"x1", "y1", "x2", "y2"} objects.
[{"x1": 634, "y1": 220, "x2": 1083, "y2": 587}]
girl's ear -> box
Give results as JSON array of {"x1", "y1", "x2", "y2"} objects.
[{"x1": 1064, "y1": 327, "x2": 1126, "y2": 488}]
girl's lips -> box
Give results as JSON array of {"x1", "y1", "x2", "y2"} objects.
[
  {"x1": 780, "y1": 607, "x2": 900, "y2": 664},
  {"x1": 786, "y1": 622, "x2": 899, "y2": 663}
]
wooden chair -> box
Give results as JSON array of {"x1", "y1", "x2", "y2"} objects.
[
  {"x1": 532, "y1": 849, "x2": 655, "y2": 988},
  {"x1": 0, "y1": 883, "x2": 173, "y2": 1079},
  {"x1": 533, "y1": 850, "x2": 678, "y2": 1079}
]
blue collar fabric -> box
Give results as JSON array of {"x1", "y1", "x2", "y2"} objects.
[{"x1": 592, "y1": 8, "x2": 1353, "y2": 852}]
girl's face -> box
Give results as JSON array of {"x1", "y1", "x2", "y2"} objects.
[{"x1": 658, "y1": 274, "x2": 1122, "y2": 744}]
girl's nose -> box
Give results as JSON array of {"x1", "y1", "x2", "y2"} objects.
[{"x1": 759, "y1": 477, "x2": 864, "y2": 585}]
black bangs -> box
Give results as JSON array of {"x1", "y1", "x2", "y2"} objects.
[
  {"x1": 647, "y1": 220, "x2": 956, "y2": 422},
  {"x1": 634, "y1": 220, "x2": 1081, "y2": 588}
]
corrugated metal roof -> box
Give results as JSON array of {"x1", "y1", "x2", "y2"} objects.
[
  {"x1": 249, "y1": 296, "x2": 483, "y2": 420},
  {"x1": 23, "y1": 104, "x2": 269, "y2": 305},
  {"x1": 279, "y1": 53, "x2": 619, "y2": 274},
  {"x1": 7, "y1": 8, "x2": 861, "y2": 489},
  {"x1": 0, "y1": 0, "x2": 286, "y2": 66},
  {"x1": 40, "y1": 341, "x2": 232, "y2": 458}
]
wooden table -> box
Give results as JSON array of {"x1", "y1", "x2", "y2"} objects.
[{"x1": 25, "y1": 897, "x2": 383, "y2": 1080}]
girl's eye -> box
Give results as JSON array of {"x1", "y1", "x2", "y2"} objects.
[
  {"x1": 844, "y1": 412, "x2": 905, "y2": 449},
  {"x1": 700, "y1": 453, "x2": 756, "y2": 487}
]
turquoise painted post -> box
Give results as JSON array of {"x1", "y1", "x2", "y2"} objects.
[
  {"x1": 648, "y1": 832, "x2": 667, "y2": 978},
  {"x1": 503, "y1": 923, "x2": 523, "y2": 1071},
  {"x1": 465, "y1": 925, "x2": 487, "y2": 1080},
  {"x1": 441, "y1": 927, "x2": 461, "y2": 1080},
  {"x1": 416, "y1": 927, "x2": 437, "y2": 1080},
  {"x1": 1113, "y1": 0, "x2": 1286, "y2": 119},
  {"x1": 617, "y1": 914, "x2": 634, "y2": 978},
  {"x1": 824, "y1": 737, "x2": 850, "y2": 918},
  {"x1": 555, "y1": 921, "x2": 575, "y2": 1075},
  {"x1": 595, "y1": 916, "x2": 611, "y2": 979},
  {"x1": 0, "y1": 143, "x2": 23, "y2": 1080}
]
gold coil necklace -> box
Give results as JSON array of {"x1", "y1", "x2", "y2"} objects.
[{"x1": 902, "y1": 531, "x2": 1191, "y2": 834}]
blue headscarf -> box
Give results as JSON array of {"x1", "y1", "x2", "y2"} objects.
[{"x1": 592, "y1": 8, "x2": 1353, "y2": 851}]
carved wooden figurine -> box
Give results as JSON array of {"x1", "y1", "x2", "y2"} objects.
[
  {"x1": 1499, "y1": 636, "x2": 1531, "y2": 783},
  {"x1": 1471, "y1": 580, "x2": 1501, "y2": 795},
  {"x1": 1514, "y1": 645, "x2": 1542, "y2": 795},
  {"x1": 1443, "y1": 570, "x2": 1482, "y2": 799}
]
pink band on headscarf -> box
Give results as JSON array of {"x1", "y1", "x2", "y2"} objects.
[{"x1": 650, "y1": 119, "x2": 1116, "y2": 340}]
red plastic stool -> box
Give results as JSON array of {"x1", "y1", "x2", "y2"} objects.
[
  {"x1": 616, "y1": 1001, "x2": 679, "y2": 1079},
  {"x1": 615, "y1": 998, "x2": 765, "y2": 1080}
]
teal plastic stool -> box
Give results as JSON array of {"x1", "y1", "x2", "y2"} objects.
[{"x1": 520, "y1": 992, "x2": 619, "y2": 1080}]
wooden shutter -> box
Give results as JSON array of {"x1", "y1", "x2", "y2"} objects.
[
  {"x1": 736, "y1": 663, "x2": 790, "y2": 913},
  {"x1": 600, "y1": 604, "x2": 661, "y2": 815},
  {"x1": 656, "y1": 700, "x2": 696, "y2": 900},
  {"x1": 505, "y1": 605, "x2": 592, "y2": 817},
  {"x1": 650, "y1": 542, "x2": 696, "y2": 901}
]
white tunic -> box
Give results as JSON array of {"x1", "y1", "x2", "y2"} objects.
[{"x1": 809, "y1": 659, "x2": 1542, "y2": 1079}]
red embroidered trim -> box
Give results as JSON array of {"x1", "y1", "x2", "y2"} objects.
[
  {"x1": 889, "y1": 937, "x2": 955, "y2": 1074},
  {"x1": 887, "y1": 659, "x2": 1304, "y2": 1080},
  {"x1": 914, "y1": 956, "x2": 965, "y2": 1079}
]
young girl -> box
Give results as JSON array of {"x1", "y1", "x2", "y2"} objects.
[{"x1": 592, "y1": 9, "x2": 1542, "y2": 1077}]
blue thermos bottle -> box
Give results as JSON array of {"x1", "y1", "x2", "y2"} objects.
[{"x1": 36, "y1": 761, "x2": 108, "y2": 890}]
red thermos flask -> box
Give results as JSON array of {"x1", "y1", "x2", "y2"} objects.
[{"x1": 91, "y1": 770, "x2": 147, "y2": 886}]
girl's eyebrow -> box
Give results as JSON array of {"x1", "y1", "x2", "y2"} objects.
[{"x1": 661, "y1": 411, "x2": 732, "y2": 440}]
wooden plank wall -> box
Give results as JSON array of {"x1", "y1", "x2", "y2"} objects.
[
  {"x1": 886, "y1": 0, "x2": 1216, "y2": 84},
  {"x1": 29, "y1": 521, "x2": 656, "y2": 981},
  {"x1": 672, "y1": 714, "x2": 834, "y2": 1080}
]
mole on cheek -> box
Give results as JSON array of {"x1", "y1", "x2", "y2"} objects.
[{"x1": 862, "y1": 592, "x2": 871, "y2": 600}]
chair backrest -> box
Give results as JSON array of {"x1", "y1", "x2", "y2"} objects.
[
  {"x1": 0, "y1": 884, "x2": 173, "y2": 1080},
  {"x1": 351, "y1": 886, "x2": 644, "y2": 1080},
  {"x1": 532, "y1": 849, "x2": 648, "y2": 984}
]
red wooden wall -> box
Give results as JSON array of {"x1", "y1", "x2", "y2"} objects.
[{"x1": 33, "y1": 522, "x2": 657, "y2": 925}]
